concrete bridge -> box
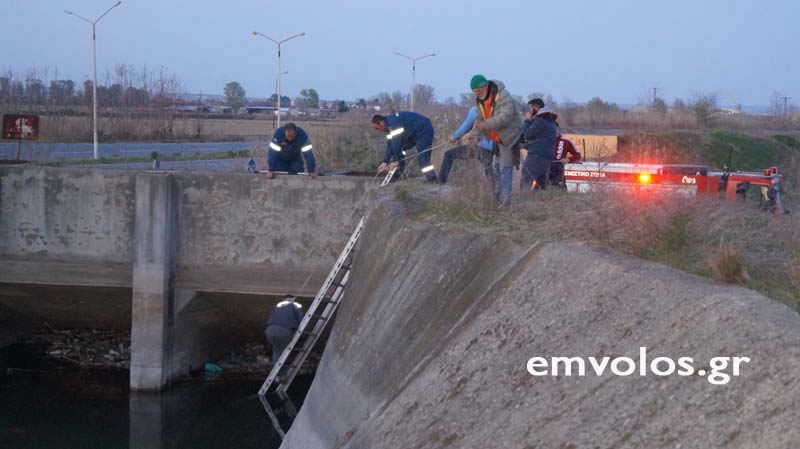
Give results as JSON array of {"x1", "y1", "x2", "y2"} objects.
[{"x1": 0, "y1": 165, "x2": 371, "y2": 390}]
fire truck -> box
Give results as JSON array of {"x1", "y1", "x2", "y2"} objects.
[{"x1": 563, "y1": 162, "x2": 788, "y2": 215}]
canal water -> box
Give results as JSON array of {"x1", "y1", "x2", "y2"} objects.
[{"x1": 0, "y1": 342, "x2": 308, "y2": 448}]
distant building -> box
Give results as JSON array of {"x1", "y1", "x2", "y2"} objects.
[
  {"x1": 209, "y1": 105, "x2": 232, "y2": 114},
  {"x1": 246, "y1": 106, "x2": 290, "y2": 117},
  {"x1": 305, "y1": 108, "x2": 336, "y2": 118},
  {"x1": 175, "y1": 105, "x2": 210, "y2": 113},
  {"x1": 718, "y1": 107, "x2": 743, "y2": 116}
]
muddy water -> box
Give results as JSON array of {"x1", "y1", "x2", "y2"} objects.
[{"x1": 0, "y1": 343, "x2": 308, "y2": 448}]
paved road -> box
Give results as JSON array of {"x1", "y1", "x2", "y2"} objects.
[{"x1": 0, "y1": 141, "x2": 257, "y2": 161}]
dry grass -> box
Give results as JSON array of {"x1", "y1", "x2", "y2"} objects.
[
  {"x1": 412, "y1": 172, "x2": 800, "y2": 310},
  {"x1": 559, "y1": 107, "x2": 800, "y2": 131},
  {"x1": 25, "y1": 113, "x2": 352, "y2": 143}
]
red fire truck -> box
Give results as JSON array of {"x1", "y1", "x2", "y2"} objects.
[{"x1": 563, "y1": 162, "x2": 788, "y2": 215}]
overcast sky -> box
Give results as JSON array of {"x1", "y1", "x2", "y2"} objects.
[{"x1": 2, "y1": 0, "x2": 797, "y2": 106}]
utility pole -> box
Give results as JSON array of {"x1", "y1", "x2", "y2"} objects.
[
  {"x1": 651, "y1": 87, "x2": 658, "y2": 110},
  {"x1": 782, "y1": 96, "x2": 792, "y2": 117}
]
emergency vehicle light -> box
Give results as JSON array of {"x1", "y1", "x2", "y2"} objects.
[
  {"x1": 269, "y1": 142, "x2": 281, "y2": 151},
  {"x1": 638, "y1": 173, "x2": 652, "y2": 184}
]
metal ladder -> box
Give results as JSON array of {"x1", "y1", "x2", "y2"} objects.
[
  {"x1": 258, "y1": 390, "x2": 298, "y2": 439},
  {"x1": 380, "y1": 166, "x2": 398, "y2": 186},
  {"x1": 258, "y1": 216, "x2": 366, "y2": 396}
]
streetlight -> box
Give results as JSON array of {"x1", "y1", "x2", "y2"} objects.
[
  {"x1": 65, "y1": 1, "x2": 122, "y2": 160},
  {"x1": 393, "y1": 52, "x2": 435, "y2": 112},
  {"x1": 252, "y1": 31, "x2": 305, "y2": 129},
  {"x1": 274, "y1": 71, "x2": 288, "y2": 93},
  {"x1": 273, "y1": 71, "x2": 288, "y2": 128}
]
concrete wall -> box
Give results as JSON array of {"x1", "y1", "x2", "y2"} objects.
[
  {"x1": 282, "y1": 197, "x2": 800, "y2": 449},
  {"x1": 172, "y1": 172, "x2": 368, "y2": 295},
  {"x1": 0, "y1": 166, "x2": 370, "y2": 297},
  {"x1": 0, "y1": 165, "x2": 372, "y2": 389},
  {"x1": 0, "y1": 167, "x2": 136, "y2": 288}
]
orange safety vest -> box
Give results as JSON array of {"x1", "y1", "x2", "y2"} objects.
[{"x1": 479, "y1": 93, "x2": 501, "y2": 143}]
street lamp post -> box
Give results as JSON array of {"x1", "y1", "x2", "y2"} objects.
[
  {"x1": 252, "y1": 31, "x2": 305, "y2": 130},
  {"x1": 65, "y1": 1, "x2": 122, "y2": 160},
  {"x1": 393, "y1": 52, "x2": 435, "y2": 112},
  {"x1": 273, "y1": 71, "x2": 288, "y2": 129}
]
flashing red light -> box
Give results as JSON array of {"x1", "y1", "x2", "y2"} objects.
[{"x1": 638, "y1": 173, "x2": 652, "y2": 184}]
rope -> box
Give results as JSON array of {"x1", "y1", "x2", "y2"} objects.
[
  {"x1": 286, "y1": 137, "x2": 450, "y2": 304},
  {"x1": 287, "y1": 170, "x2": 383, "y2": 303}
]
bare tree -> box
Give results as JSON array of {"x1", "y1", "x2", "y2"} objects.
[
  {"x1": 672, "y1": 98, "x2": 687, "y2": 112},
  {"x1": 377, "y1": 91, "x2": 407, "y2": 113},
  {"x1": 690, "y1": 92, "x2": 719, "y2": 128},
  {"x1": 769, "y1": 91, "x2": 785, "y2": 117},
  {"x1": 412, "y1": 84, "x2": 436, "y2": 111}
]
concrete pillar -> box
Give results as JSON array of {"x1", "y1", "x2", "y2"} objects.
[
  {"x1": 129, "y1": 393, "x2": 168, "y2": 449},
  {"x1": 130, "y1": 173, "x2": 177, "y2": 391}
]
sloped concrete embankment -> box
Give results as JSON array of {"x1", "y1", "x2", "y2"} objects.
[{"x1": 282, "y1": 198, "x2": 800, "y2": 449}]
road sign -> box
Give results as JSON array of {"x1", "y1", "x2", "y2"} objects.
[
  {"x1": 3, "y1": 114, "x2": 39, "y2": 140},
  {"x1": 3, "y1": 114, "x2": 40, "y2": 160}
]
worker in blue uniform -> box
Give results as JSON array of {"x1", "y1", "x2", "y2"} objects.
[
  {"x1": 264, "y1": 297, "x2": 305, "y2": 363},
  {"x1": 370, "y1": 112, "x2": 438, "y2": 182},
  {"x1": 267, "y1": 122, "x2": 318, "y2": 179}
]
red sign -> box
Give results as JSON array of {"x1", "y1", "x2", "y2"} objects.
[{"x1": 2, "y1": 115, "x2": 39, "y2": 140}]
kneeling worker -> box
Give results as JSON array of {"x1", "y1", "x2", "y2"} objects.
[
  {"x1": 371, "y1": 112, "x2": 438, "y2": 183},
  {"x1": 264, "y1": 297, "x2": 304, "y2": 364},
  {"x1": 267, "y1": 122, "x2": 318, "y2": 179}
]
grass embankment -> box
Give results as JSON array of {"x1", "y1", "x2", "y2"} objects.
[
  {"x1": 394, "y1": 132, "x2": 800, "y2": 310},
  {"x1": 616, "y1": 130, "x2": 800, "y2": 172}
]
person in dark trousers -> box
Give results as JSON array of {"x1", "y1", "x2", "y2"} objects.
[
  {"x1": 439, "y1": 105, "x2": 498, "y2": 187},
  {"x1": 521, "y1": 99, "x2": 558, "y2": 191},
  {"x1": 267, "y1": 123, "x2": 318, "y2": 179},
  {"x1": 265, "y1": 297, "x2": 304, "y2": 363},
  {"x1": 371, "y1": 112, "x2": 438, "y2": 183},
  {"x1": 468, "y1": 75, "x2": 522, "y2": 205},
  {"x1": 550, "y1": 133, "x2": 582, "y2": 188}
]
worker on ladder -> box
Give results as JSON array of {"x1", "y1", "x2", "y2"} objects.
[
  {"x1": 266, "y1": 122, "x2": 318, "y2": 179},
  {"x1": 265, "y1": 297, "x2": 304, "y2": 364},
  {"x1": 371, "y1": 112, "x2": 438, "y2": 183}
]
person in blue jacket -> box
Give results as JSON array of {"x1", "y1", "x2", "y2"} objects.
[
  {"x1": 267, "y1": 122, "x2": 318, "y2": 179},
  {"x1": 370, "y1": 112, "x2": 438, "y2": 183},
  {"x1": 264, "y1": 296, "x2": 304, "y2": 363},
  {"x1": 520, "y1": 99, "x2": 558, "y2": 191},
  {"x1": 439, "y1": 106, "x2": 498, "y2": 187}
]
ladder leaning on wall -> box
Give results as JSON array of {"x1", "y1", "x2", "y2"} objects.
[{"x1": 258, "y1": 167, "x2": 397, "y2": 396}]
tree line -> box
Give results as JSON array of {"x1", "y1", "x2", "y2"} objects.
[{"x1": 0, "y1": 65, "x2": 181, "y2": 109}]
